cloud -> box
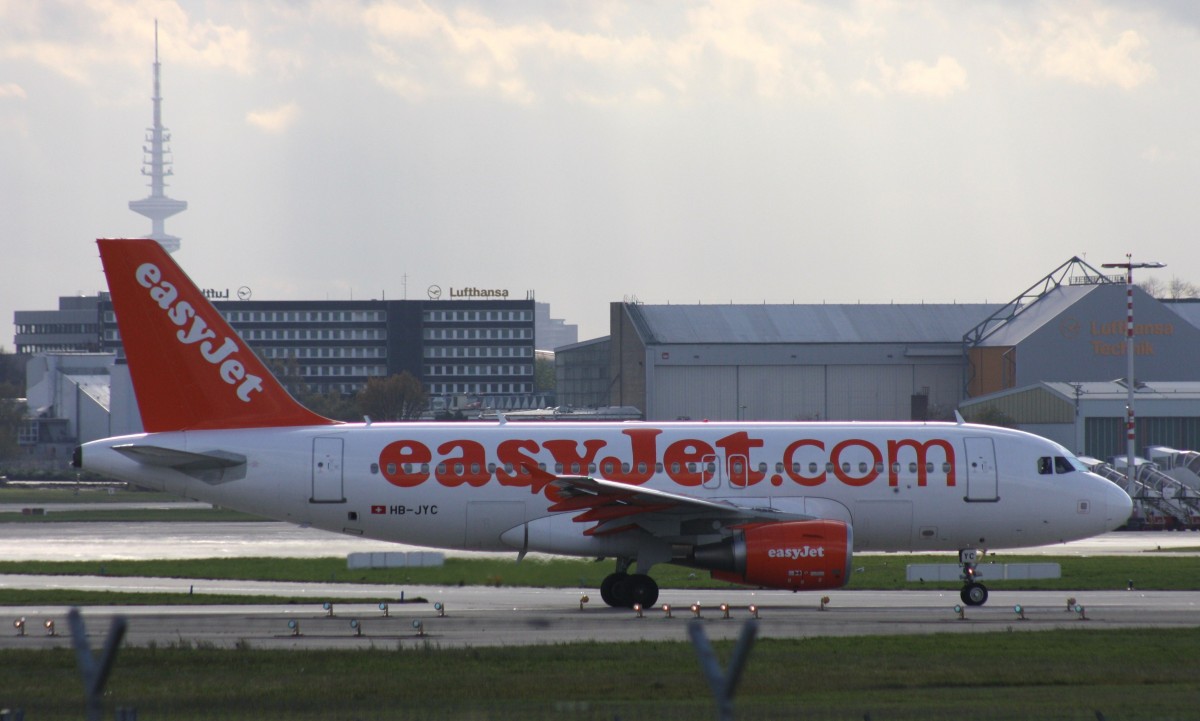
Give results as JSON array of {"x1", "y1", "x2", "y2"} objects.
[
  {"x1": 358, "y1": 0, "x2": 847, "y2": 104},
  {"x1": 998, "y1": 9, "x2": 1156, "y2": 89},
  {"x1": 895, "y1": 56, "x2": 968, "y2": 98},
  {"x1": 0, "y1": 2, "x2": 254, "y2": 83},
  {"x1": 861, "y1": 55, "x2": 968, "y2": 98},
  {"x1": 0, "y1": 82, "x2": 27, "y2": 99},
  {"x1": 246, "y1": 102, "x2": 299, "y2": 133}
]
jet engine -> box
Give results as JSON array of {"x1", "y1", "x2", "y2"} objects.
[{"x1": 676, "y1": 519, "x2": 852, "y2": 591}]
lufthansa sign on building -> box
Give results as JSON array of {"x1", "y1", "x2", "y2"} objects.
[{"x1": 430, "y1": 286, "x2": 511, "y2": 299}]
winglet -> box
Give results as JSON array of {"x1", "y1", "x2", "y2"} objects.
[
  {"x1": 954, "y1": 410, "x2": 966, "y2": 425},
  {"x1": 97, "y1": 239, "x2": 337, "y2": 432}
]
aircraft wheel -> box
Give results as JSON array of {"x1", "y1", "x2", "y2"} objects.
[
  {"x1": 600, "y1": 572, "x2": 629, "y2": 607},
  {"x1": 960, "y1": 582, "x2": 989, "y2": 607},
  {"x1": 626, "y1": 573, "x2": 659, "y2": 608}
]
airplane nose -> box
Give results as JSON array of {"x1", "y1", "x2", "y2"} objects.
[{"x1": 1103, "y1": 478, "x2": 1133, "y2": 531}]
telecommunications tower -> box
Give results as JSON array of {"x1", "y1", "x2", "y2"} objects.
[{"x1": 128, "y1": 21, "x2": 187, "y2": 253}]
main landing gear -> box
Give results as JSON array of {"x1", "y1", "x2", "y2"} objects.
[
  {"x1": 959, "y1": 549, "x2": 989, "y2": 606},
  {"x1": 599, "y1": 557, "x2": 660, "y2": 608}
]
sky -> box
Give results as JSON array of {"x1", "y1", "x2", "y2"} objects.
[{"x1": 2, "y1": 1, "x2": 1199, "y2": 344}]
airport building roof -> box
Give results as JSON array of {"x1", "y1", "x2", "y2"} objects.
[
  {"x1": 970, "y1": 285, "x2": 1099, "y2": 347},
  {"x1": 629, "y1": 303, "x2": 1000, "y2": 345}
]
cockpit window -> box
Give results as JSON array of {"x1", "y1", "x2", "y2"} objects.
[{"x1": 1039, "y1": 455, "x2": 1087, "y2": 475}]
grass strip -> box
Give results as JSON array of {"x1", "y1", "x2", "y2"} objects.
[
  {"x1": 0, "y1": 508, "x2": 263, "y2": 522},
  {"x1": 0, "y1": 487, "x2": 183, "y2": 504},
  {"x1": 4, "y1": 628, "x2": 1199, "y2": 720},
  {"x1": 0, "y1": 589, "x2": 411, "y2": 605},
  {"x1": 0, "y1": 554, "x2": 1196, "y2": 591}
]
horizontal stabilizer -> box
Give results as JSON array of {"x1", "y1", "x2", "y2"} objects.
[{"x1": 112, "y1": 444, "x2": 247, "y2": 484}]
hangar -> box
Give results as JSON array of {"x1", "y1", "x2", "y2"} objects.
[
  {"x1": 558, "y1": 259, "x2": 1200, "y2": 434},
  {"x1": 605, "y1": 301, "x2": 993, "y2": 422}
]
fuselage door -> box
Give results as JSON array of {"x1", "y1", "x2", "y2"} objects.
[
  {"x1": 964, "y1": 437, "x2": 999, "y2": 502},
  {"x1": 311, "y1": 436, "x2": 345, "y2": 503}
]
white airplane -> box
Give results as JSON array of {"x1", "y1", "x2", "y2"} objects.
[{"x1": 75, "y1": 239, "x2": 1133, "y2": 607}]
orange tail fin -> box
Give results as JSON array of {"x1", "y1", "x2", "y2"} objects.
[{"x1": 97, "y1": 238, "x2": 337, "y2": 432}]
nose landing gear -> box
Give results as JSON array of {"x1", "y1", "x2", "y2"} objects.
[{"x1": 959, "y1": 549, "x2": 989, "y2": 606}]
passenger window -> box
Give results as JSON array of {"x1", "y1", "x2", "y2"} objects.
[
  {"x1": 1037, "y1": 457, "x2": 1053, "y2": 475},
  {"x1": 1054, "y1": 456, "x2": 1073, "y2": 474}
]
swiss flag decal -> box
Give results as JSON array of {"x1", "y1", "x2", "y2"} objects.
[{"x1": 371, "y1": 505, "x2": 386, "y2": 515}]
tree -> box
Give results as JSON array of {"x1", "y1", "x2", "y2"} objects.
[
  {"x1": 1139, "y1": 276, "x2": 1199, "y2": 299},
  {"x1": 356, "y1": 373, "x2": 428, "y2": 421},
  {"x1": 534, "y1": 354, "x2": 556, "y2": 392},
  {"x1": 1167, "y1": 277, "x2": 1200, "y2": 300},
  {"x1": 1138, "y1": 277, "x2": 1165, "y2": 298},
  {"x1": 303, "y1": 389, "x2": 361, "y2": 422},
  {"x1": 0, "y1": 348, "x2": 26, "y2": 461},
  {"x1": 969, "y1": 406, "x2": 1018, "y2": 428},
  {"x1": 257, "y1": 352, "x2": 310, "y2": 400}
]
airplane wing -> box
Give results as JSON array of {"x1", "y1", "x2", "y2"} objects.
[
  {"x1": 540, "y1": 472, "x2": 810, "y2": 538},
  {"x1": 112, "y1": 444, "x2": 247, "y2": 484}
]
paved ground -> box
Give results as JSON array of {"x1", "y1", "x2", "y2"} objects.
[
  {"x1": 3, "y1": 522, "x2": 1199, "y2": 650},
  {"x1": 4, "y1": 522, "x2": 1200, "y2": 561},
  {"x1": 3, "y1": 586, "x2": 1197, "y2": 650}
]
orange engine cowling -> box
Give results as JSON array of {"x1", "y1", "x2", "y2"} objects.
[{"x1": 690, "y1": 520, "x2": 852, "y2": 591}]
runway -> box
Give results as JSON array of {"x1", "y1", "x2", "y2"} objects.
[
  {"x1": 3, "y1": 587, "x2": 1198, "y2": 650},
  {"x1": 4, "y1": 522, "x2": 1200, "y2": 561},
  {"x1": 3, "y1": 523, "x2": 1199, "y2": 649}
]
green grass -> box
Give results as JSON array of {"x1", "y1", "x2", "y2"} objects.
[
  {"x1": 0, "y1": 589, "x2": 418, "y2": 605},
  {"x1": 4, "y1": 628, "x2": 1200, "y2": 720},
  {"x1": 0, "y1": 554, "x2": 1193, "y2": 605},
  {"x1": 0, "y1": 485, "x2": 267, "y2": 521},
  {"x1": 0, "y1": 507, "x2": 264, "y2": 522},
  {"x1": 0, "y1": 553, "x2": 1193, "y2": 591},
  {"x1": 0, "y1": 486, "x2": 183, "y2": 504}
]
